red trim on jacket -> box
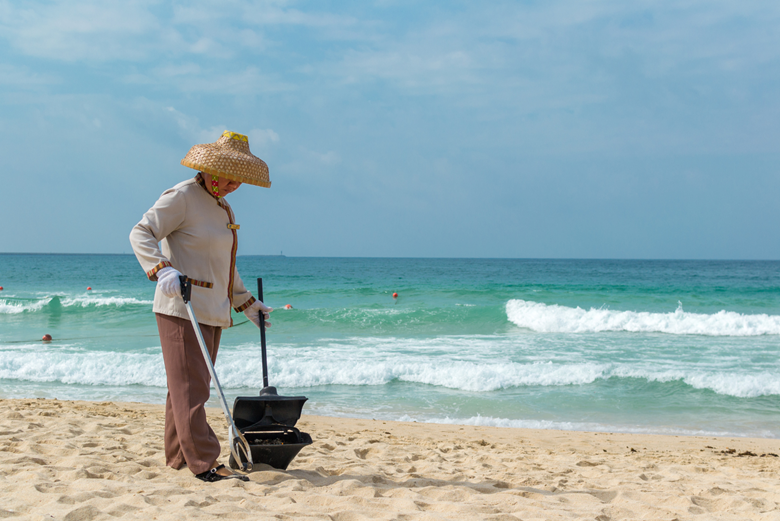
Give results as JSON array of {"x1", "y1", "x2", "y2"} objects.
[
  {"x1": 196, "y1": 173, "x2": 242, "y2": 325},
  {"x1": 146, "y1": 261, "x2": 173, "y2": 281},
  {"x1": 234, "y1": 296, "x2": 256, "y2": 313}
]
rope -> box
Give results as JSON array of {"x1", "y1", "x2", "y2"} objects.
[{"x1": 0, "y1": 319, "x2": 252, "y2": 345}]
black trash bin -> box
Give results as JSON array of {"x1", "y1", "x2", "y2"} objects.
[
  {"x1": 228, "y1": 278, "x2": 313, "y2": 471},
  {"x1": 229, "y1": 392, "x2": 312, "y2": 470}
]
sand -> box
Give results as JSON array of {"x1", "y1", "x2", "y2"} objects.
[{"x1": 0, "y1": 399, "x2": 778, "y2": 520}]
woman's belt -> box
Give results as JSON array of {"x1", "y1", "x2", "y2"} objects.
[{"x1": 185, "y1": 277, "x2": 213, "y2": 289}]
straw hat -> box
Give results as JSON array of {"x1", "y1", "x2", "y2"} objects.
[{"x1": 181, "y1": 131, "x2": 271, "y2": 188}]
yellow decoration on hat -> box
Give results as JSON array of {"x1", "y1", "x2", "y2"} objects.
[{"x1": 222, "y1": 131, "x2": 248, "y2": 142}]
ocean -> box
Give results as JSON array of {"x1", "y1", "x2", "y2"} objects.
[{"x1": 1, "y1": 254, "x2": 779, "y2": 438}]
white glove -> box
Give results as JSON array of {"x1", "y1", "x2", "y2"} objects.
[
  {"x1": 156, "y1": 267, "x2": 183, "y2": 298},
  {"x1": 243, "y1": 300, "x2": 273, "y2": 329}
]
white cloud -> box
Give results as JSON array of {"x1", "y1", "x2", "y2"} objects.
[
  {"x1": 237, "y1": 29, "x2": 266, "y2": 49},
  {"x1": 2, "y1": 0, "x2": 779, "y2": 159},
  {"x1": 189, "y1": 38, "x2": 219, "y2": 55},
  {"x1": 275, "y1": 145, "x2": 342, "y2": 182},
  {"x1": 249, "y1": 128, "x2": 280, "y2": 147},
  {"x1": 302, "y1": 148, "x2": 340, "y2": 167},
  {"x1": 154, "y1": 107, "x2": 247, "y2": 147},
  {"x1": 196, "y1": 125, "x2": 230, "y2": 145},
  {"x1": 132, "y1": 105, "x2": 279, "y2": 151},
  {"x1": 173, "y1": 0, "x2": 359, "y2": 29},
  {"x1": 314, "y1": 150, "x2": 339, "y2": 165},
  {"x1": 338, "y1": 47, "x2": 478, "y2": 90},
  {"x1": 0, "y1": 0, "x2": 162, "y2": 61},
  {"x1": 0, "y1": 64, "x2": 60, "y2": 87},
  {"x1": 176, "y1": 66, "x2": 294, "y2": 95},
  {"x1": 243, "y1": 5, "x2": 358, "y2": 29},
  {"x1": 0, "y1": 0, "x2": 373, "y2": 64},
  {"x1": 152, "y1": 63, "x2": 202, "y2": 78},
  {"x1": 120, "y1": 64, "x2": 293, "y2": 95}
]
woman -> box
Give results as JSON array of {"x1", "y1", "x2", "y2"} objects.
[{"x1": 129, "y1": 130, "x2": 272, "y2": 482}]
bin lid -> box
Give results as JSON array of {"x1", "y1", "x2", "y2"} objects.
[{"x1": 232, "y1": 393, "x2": 308, "y2": 429}]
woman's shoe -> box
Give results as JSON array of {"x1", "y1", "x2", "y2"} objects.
[{"x1": 195, "y1": 464, "x2": 249, "y2": 482}]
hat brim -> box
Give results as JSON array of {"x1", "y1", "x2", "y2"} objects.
[{"x1": 181, "y1": 158, "x2": 272, "y2": 188}]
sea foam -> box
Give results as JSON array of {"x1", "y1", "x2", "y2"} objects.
[
  {"x1": 262, "y1": 358, "x2": 608, "y2": 392},
  {"x1": 3, "y1": 344, "x2": 776, "y2": 398},
  {"x1": 392, "y1": 414, "x2": 775, "y2": 438},
  {"x1": 506, "y1": 299, "x2": 780, "y2": 336},
  {"x1": 0, "y1": 349, "x2": 166, "y2": 387},
  {"x1": 0, "y1": 295, "x2": 152, "y2": 314},
  {"x1": 60, "y1": 296, "x2": 153, "y2": 307},
  {"x1": 0, "y1": 298, "x2": 50, "y2": 314}
]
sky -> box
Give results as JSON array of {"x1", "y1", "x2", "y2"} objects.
[{"x1": 1, "y1": 0, "x2": 779, "y2": 259}]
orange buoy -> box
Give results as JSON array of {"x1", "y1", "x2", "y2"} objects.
[
  {"x1": 42, "y1": 334, "x2": 52, "y2": 342},
  {"x1": 0, "y1": 286, "x2": 3, "y2": 290},
  {"x1": 87, "y1": 287, "x2": 92, "y2": 291},
  {"x1": 392, "y1": 292, "x2": 398, "y2": 298},
  {"x1": 284, "y1": 304, "x2": 293, "y2": 310}
]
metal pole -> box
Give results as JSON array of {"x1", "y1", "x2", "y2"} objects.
[
  {"x1": 257, "y1": 278, "x2": 269, "y2": 389},
  {"x1": 180, "y1": 276, "x2": 253, "y2": 472}
]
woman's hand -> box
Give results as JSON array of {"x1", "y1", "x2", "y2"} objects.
[
  {"x1": 157, "y1": 267, "x2": 183, "y2": 298},
  {"x1": 243, "y1": 300, "x2": 273, "y2": 329}
]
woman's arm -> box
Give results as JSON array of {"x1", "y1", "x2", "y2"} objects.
[
  {"x1": 233, "y1": 268, "x2": 273, "y2": 328},
  {"x1": 129, "y1": 188, "x2": 187, "y2": 280},
  {"x1": 231, "y1": 268, "x2": 256, "y2": 312}
]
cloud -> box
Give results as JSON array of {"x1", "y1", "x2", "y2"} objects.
[
  {"x1": 275, "y1": 146, "x2": 342, "y2": 184},
  {"x1": 0, "y1": 1, "x2": 250, "y2": 61},
  {"x1": 2, "y1": 0, "x2": 780, "y2": 258},
  {"x1": 0, "y1": 63, "x2": 60, "y2": 87},
  {"x1": 195, "y1": 125, "x2": 230, "y2": 144},
  {"x1": 120, "y1": 64, "x2": 293, "y2": 95},
  {"x1": 0, "y1": 0, "x2": 376, "y2": 64},
  {"x1": 172, "y1": 66, "x2": 294, "y2": 95},
  {"x1": 338, "y1": 47, "x2": 477, "y2": 90},
  {"x1": 249, "y1": 128, "x2": 280, "y2": 147},
  {"x1": 322, "y1": 1, "x2": 780, "y2": 96},
  {"x1": 0, "y1": 0, "x2": 162, "y2": 61},
  {"x1": 3, "y1": 0, "x2": 780, "y2": 156},
  {"x1": 151, "y1": 63, "x2": 202, "y2": 78},
  {"x1": 174, "y1": 0, "x2": 359, "y2": 29},
  {"x1": 313, "y1": 150, "x2": 339, "y2": 165},
  {"x1": 126, "y1": 103, "x2": 280, "y2": 152}
]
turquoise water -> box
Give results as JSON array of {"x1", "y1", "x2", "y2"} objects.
[{"x1": 1, "y1": 254, "x2": 779, "y2": 438}]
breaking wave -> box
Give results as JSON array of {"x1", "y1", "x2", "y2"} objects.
[
  {"x1": 0, "y1": 295, "x2": 152, "y2": 314},
  {"x1": 506, "y1": 300, "x2": 780, "y2": 336},
  {"x1": 1, "y1": 346, "x2": 777, "y2": 398}
]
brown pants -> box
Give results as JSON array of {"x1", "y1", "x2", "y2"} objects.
[{"x1": 156, "y1": 313, "x2": 222, "y2": 475}]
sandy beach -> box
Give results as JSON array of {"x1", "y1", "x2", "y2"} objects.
[{"x1": 0, "y1": 398, "x2": 778, "y2": 520}]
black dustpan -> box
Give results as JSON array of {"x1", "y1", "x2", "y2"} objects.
[{"x1": 229, "y1": 278, "x2": 312, "y2": 471}]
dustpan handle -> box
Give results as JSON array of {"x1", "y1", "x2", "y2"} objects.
[
  {"x1": 179, "y1": 276, "x2": 253, "y2": 472},
  {"x1": 257, "y1": 278, "x2": 269, "y2": 388}
]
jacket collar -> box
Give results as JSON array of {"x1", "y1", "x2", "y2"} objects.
[{"x1": 195, "y1": 174, "x2": 219, "y2": 200}]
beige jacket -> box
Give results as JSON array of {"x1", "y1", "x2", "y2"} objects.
[{"x1": 129, "y1": 176, "x2": 256, "y2": 328}]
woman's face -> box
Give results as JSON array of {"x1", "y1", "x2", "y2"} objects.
[
  {"x1": 201, "y1": 173, "x2": 242, "y2": 196},
  {"x1": 219, "y1": 176, "x2": 242, "y2": 196}
]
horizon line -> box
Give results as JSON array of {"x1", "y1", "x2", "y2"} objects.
[{"x1": 1, "y1": 252, "x2": 779, "y2": 262}]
